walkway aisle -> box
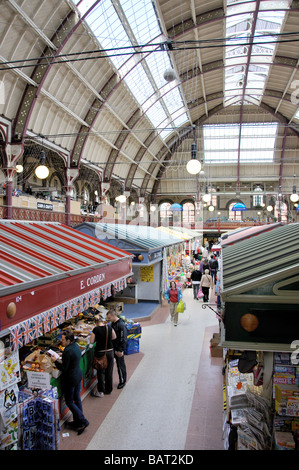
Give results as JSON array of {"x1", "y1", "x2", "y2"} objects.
[{"x1": 59, "y1": 288, "x2": 224, "y2": 451}]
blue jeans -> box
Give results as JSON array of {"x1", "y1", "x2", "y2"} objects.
[
  {"x1": 64, "y1": 381, "x2": 88, "y2": 426},
  {"x1": 192, "y1": 283, "x2": 200, "y2": 299}
]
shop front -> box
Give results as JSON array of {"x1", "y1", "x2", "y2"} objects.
[
  {"x1": 0, "y1": 221, "x2": 133, "y2": 449},
  {"x1": 219, "y1": 223, "x2": 299, "y2": 450}
]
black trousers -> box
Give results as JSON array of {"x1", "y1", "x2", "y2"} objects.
[
  {"x1": 96, "y1": 350, "x2": 114, "y2": 394},
  {"x1": 115, "y1": 352, "x2": 127, "y2": 384},
  {"x1": 202, "y1": 286, "x2": 210, "y2": 302}
]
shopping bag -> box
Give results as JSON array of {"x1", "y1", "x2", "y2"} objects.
[
  {"x1": 176, "y1": 300, "x2": 185, "y2": 313},
  {"x1": 197, "y1": 289, "x2": 204, "y2": 299}
]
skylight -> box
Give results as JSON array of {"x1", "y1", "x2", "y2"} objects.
[
  {"x1": 74, "y1": 0, "x2": 189, "y2": 140},
  {"x1": 224, "y1": 0, "x2": 291, "y2": 106},
  {"x1": 203, "y1": 122, "x2": 278, "y2": 163}
]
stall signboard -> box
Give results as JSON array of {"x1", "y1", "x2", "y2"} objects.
[
  {"x1": 27, "y1": 371, "x2": 51, "y2": 390},
  {"x1": 1, "y1": 258, "x2": 132, "y2": 330},
  {"x1": 140, "y1": 265, "x2": 154, "y2": 282}
]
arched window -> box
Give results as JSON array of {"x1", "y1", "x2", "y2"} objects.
[
  {"x1": 160, "y1": 202, "x2": 171, "y2": 224},
  {"x1": 253, "y1": 185, "x2": 264, "y2": 207},
  {"x1": 182, "y1": 202, "x2": 195, "y2": 224},
  {"x1": 229, "y1": 202, "x2": 242, "y2": 221},
  {"x1": 275, "y1": 201, "x2": 288, "y2": 223}
]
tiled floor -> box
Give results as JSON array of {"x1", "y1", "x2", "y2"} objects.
[{"x1": 58, "y1": 287, "x2": 224, "y2": 451}]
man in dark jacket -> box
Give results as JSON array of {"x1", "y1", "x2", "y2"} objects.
[
  {"x1": 191, "y1": 267, "x2": 202, "y2": 300},
  {"x1": 106, "y1": 310, "x2": 127, "y2": 389},
  {"x1": 209, "y1": 255, "x2": 218, "y2": 283},
  {"x1": 53, "y1": 331, "x2": 89, "y2": 435}
]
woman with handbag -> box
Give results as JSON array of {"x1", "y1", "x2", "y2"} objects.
[
  {"x1": 200, "y1": 269, "x2": 213, "y2": 303},
  {"x1": 90, "y1": 314, "x2": 116, "y2": 397},
  {"x1": 164, "y1": 280, "x2": 183, "y2": 326}
]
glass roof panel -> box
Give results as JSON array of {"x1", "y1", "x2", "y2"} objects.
[
  {"x1": 224, "y1": 0, "x2": 291, "y2": 105},
  {"x1": 75, "y1": 0, "x2": 188, "y2": 141},
  {"x1": 203, "y1": 122, "x2": 278, "y2": 163}
]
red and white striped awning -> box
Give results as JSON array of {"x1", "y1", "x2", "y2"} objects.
[{"x1": 0, "y1": 221, "x2": 133, "y2": 333}]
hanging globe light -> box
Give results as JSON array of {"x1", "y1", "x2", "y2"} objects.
[
  {"x1": 35, "y1": 151, "x2": 49, "y2": 179},
  {"x1": 186, "y1": 143, "x2": 201, "y2": 175},
  {"x1": 290, "y1": 188, "x2": 299, "y2": 203},
  {"x1": 202, "y1": 193, "x2": 211, "y2": 203}
]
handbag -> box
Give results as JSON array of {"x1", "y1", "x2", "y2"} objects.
[
  {"x1": 93, "y1": 326, "x2": 108, "y2": 370},
  {"x1": 197, "y1": 288, "x2": 204, "y2": 298},
  {"x1": 253, "y1": 364, "x2": 263, "y2": 386}
]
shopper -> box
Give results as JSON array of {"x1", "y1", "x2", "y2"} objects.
[
  {"x1": 90, "y1": 313, "x2": 116, "y2": 397},
  {"x1": 190, "y1": 267, "x2": 202, "y2": 300},
  {"x1": 199, "y1": 257, "x2": 210, "y2": 275},
  {"x1": 209, "y1": 255, "x2": 219, "y2": 283},
  {"x1": 200, "y1": 269, "x2": 213, "y2": 303},
  {"x1": 164, "y1": 280, "x2": 183, "y2": 326},
  {"x1": 52, "y1": 331, "x2": 89, "y2": 435},
  {"x1": 106, "y1": 310, "x2": 127, "y2": 389}
]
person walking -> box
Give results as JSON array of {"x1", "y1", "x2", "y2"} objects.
[
  {"x1": 106, "y1": 310, "x2": 127, "y2": 389},
  {"x1": 90, "y1": 314, "x2": 116, "y2": 397},
  {"x1": 190, "y1": 267, "x2": 202, "y2": 300},
  {"x1": 52, "y1": 331, "x2": 89, "y2": 435},
  {"x1": 199, "y1": 257, "x2": 210, "y2": 275},
  {"x1": 200, "y1": 269, "x2": 213, "y2": 303},
  {"x1": 164, "y1": 280, "x2": 182, "y2": 326},
  {"x1": 209, "y1": 255, "x2": 219, "y2": 283}
]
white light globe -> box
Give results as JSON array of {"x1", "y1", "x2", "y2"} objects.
[
  {"x1": 208, "y1": 205, "x2": 215, "y2": 212},
  {"x1": 290, "y1": 193, "x2": 299, "y2": 202},
  {"x1": 163, "y1": 68, "x2": 176, "y2": 82},
  {"x1": 16, "y1": 164, "x2": 23, "y2": 173},
  {"x1": 267, "y1": 205, "x2": 273, "y2": 212},
  {"x1": 117, "y1": 194, "x2": 126, "y2": 203},
  {"x1": 202, "y1": 193, "x2": 211, "y2": 203},
  {"x1": 35, "y1": 165, "x2": 49, "y2": 179},
  {"x1": 186, "y1": 159, "x2": 201, "y2": 175}
]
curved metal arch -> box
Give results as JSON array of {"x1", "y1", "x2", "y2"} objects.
[
  {"x1": 11, "y1": 0, "x2": 109, "y2": 153},
  {"x1": 11, "y1": 8, "x2": 79, "y2": 143},
  {"x1": 104, "y1": 5, "x2": 299, "y2": 196},
  {"x1": 150, "y1": 97, "x2": 299, "y2": 198},
  {"x1": 10, "y1": 1, "x2": 299, "y2": 200},
  {"x1": 48, "y1": 171, "x2": 64, "y2": 191}
]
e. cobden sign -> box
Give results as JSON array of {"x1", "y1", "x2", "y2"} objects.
[
  {"x1": 80, "y1": 272, "x2": 106, "y2": 290},
  {"x1": 1, "y1": 259, "x2": 132, "y2": 330}
]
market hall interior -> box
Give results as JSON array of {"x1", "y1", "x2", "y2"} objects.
[{"x1": 58, "y1": 287, "x2": 223, "y2": 451}]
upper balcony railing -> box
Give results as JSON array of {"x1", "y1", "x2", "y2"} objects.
[{"x1": 0, "y1": 204, "x2": 268, "y2": 230}]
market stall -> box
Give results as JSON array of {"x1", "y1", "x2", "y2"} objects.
[
  {"x1": 0, "y1": 221, "x2": 134, "y2": 449},
  {"x1": 74, "y1": 222, "x2": 184, "y2": 303},
  {"x1": 220, "y1": 222, "x2": 283, "y2": 248},
  {"x1": 219, "y1": 222, "x2": 299, "y2": 450}
]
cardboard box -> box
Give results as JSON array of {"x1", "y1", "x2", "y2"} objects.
[
  {"x1": 210, "y1": 333, "x2": 223, "y2": 358},
  {"x1": 106, "y1": 301, "x2": 124, "y2": 314}
]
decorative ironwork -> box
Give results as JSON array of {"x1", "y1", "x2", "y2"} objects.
[{"x1": 202, "y1": 303, "x2": 223, "y2": 322}]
